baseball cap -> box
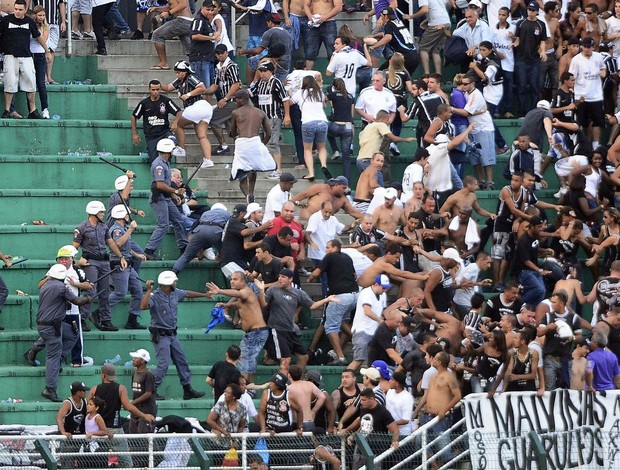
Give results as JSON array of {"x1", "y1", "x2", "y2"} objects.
[
  {"x1": 371, "y1": 360, "x2": 392, "y2": 380},
  {"x1": 130, "y1": 348, "x2": 151, "y2": 363},
  {"x1": 384, "y1": 187, "x2": 398, "y2": 199},
  {"x1": 232, "y1": 203, "x2": 247, "y2": 215},
  {"x1": 101, "y1": 364, "x2": 116, "y2": 381},
  {"x1": 402, "y1": 316, "x2": 417, "y2": 330},
  {"x1": 328, "y1": 175, "x2": 349, "y2": 186},
  {"x1": 280, "y1": 172, "x2": 298, "y2": 183},
  {"x1": 70, "y1": 381, "x2": 89, "y2": 393},
  {"x1": 582, "y1": 37, "x2": 595, "y2": 47},
  {"x1": 215, "y1": 44, "x2": 228, "y2": 54},
  {"x1": 526, "y1": 1, "x2": 539, "y2": 9},
  {"x1": 280, "y1": 268, "x2": 295, "y2": 278},
  {"x1": 245, "y1": 202, "x2": 263, "y2": 219},
  {"x1": 269, "y1": 12, "x2": 282, "y2": 23},
  {"x1": 306, "y1": 370, "x2": 323, "y2": 386},
  {"x1": 258, "y1": 61, "x2": 275, "y2": 72},
  {"x1": 381, "y1": 7, "x2": 397, "y2": 18},
  {"x1": 202, "y1": 0, "x2": 215, "y2": 7},
  {"x1": 272, "y1": 372, "x2": 288, "y2": 388},
  {"x1": 568, "y1": 37, "x2": 581, "y2": 46},
  {"x1": 529, "y1": 215, "x2": 543, "y2": 226},
  {"x1": 536, "y1": 100, "x2": 550, "y2": 110},
  {"x1": 468, "y1": 0, "x2": 482, "y2": 8},
  {"x1": 360, "y1": 367, "x2": 382, "y2": 381},
  {"x1": 442, "y1": 248, "x2": 462, "y2": 264},
  {"x1": 374, "y1": 274, "x2": 392, "y2": 289}
]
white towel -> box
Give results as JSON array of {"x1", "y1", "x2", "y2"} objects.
[
  {"x1": 424, "y1": 143, "x2": 452, "y2": 192},
  {"x1": 448, "y1": 216, "x2": 480, "y2": 250},
  {"x1": 231, "y1": 136, "x2": 276, "y2": 180}
]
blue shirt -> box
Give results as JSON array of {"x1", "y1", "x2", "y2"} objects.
[
  {"x1": 453, "y1": 19, "x2": 493, "y2": 50},
  {"x1": 37, "y1": 279, "x2": 78, "y2": 323},
  {"x1": 73, "y1": 220, "x2": 110, "y2": 260},
  {"x1": 110, "y1": 222, "x2": 132, "y2": 261},
  {"x1": 148, "y1": 288, "x2": 187, "y2": 329},
  {"x1": 150, "y1": 156, "x2": 172, "y2": 203}
]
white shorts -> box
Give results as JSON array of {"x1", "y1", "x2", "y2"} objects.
[
  {"x1": 3, "y1": 56, "x2": 36, "y2": 93},
  {"x1": 181, "y1": 100, "x2": 213, "y2": 124},
  {"x1": 48, "y1": 24, "x2": 60, "y2": 52},
  {"x1": 71, "y1": 0, "x2": 92, "y2": 15}
]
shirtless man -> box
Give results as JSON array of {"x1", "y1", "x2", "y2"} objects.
[
  {"x1": 355, "y1": 152, "x2": 384, "y2": 201},
  {"x1": 287, "y1": 365, "x2": 326, "y2": 430},
  {"x1": 573, "y1": 3, "x2": 607, "y2": 47},
  {"x1": 439, "y1": 175, "x2": 496, "y2": 219},
  {"x1": 290, "y1": 176, "x2": 364, "y2": 220},
  {"x1": 303, "y1": 0, "x2": 343, "y2": 70},
  {"x1": 558, "y1": 38, "x2": 581, "y2": 79},
  {"x1": 149, "y1": 0, "x2": 193, "y2": 69},
  {"x1": 283, "y1": 0, "x2": 307, "y2": 52},
  {"x1": 448, "y1": 205, "x2": 480, "y2": 260},
  {"x1": 357, "y1": 243, "x2": 429, "y2": 298},
  {"x1": 372, "y1": 188, "x2": 406, "y2": 235},
  {"x1": 206, "y1": 272, "x2": 268, "y2": 384},
  {"x1": 541, "y1": 1, "x2": 562, "y2": 101},
  {"x1": 230, "y1": 89, "x2": 274, "y2": 202}
]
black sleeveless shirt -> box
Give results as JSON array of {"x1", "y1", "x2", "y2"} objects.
[{"x1": 94, "y1": 382, "x2": 122, "y2": 428}]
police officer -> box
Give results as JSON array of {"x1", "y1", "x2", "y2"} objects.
[
  {"x1": 73, "y1": 201, "x2": 128, "y2": 331},
  {"x1": 34, "y1": 264, "x2": 92, "y2": 402},
  {"x1": 25, "y1": 246, "x2": 94, "y2": 368},
  {"x1": 107, "y1": 175, "x2": 146, "y2": 273},
  {"x1": 109, "y1": 205, "x2": 148, "y2": 330},
  {"x1": 171, "y1": 203, "x2": 230, "y2": 274},
  {"x1": 139, "y1": 270, "x2": 208, "y2": 400},
  {"x1": 143, "y1": 138, "x2": 189, "y2": 260}
]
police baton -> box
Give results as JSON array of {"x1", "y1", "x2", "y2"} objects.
[
  {"x1": 117, "y1": 191, "x2": 134, "y2": 223},
  {"x1": 90, "y1": 266, "x2": 120, "y2": 285},
  {"x1": 98, "y1": 157, "x2": 137, "y2": 177},
  {"x1": 183, "y1": 161, "x2": 204, "y2": 188},
  {"x1": 2, "y1": 256, "x2": 28, "y2": 269}
]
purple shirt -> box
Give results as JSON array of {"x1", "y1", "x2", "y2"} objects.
[
  {"x1": 587, "y1": 348, "x2": 620, "y2": 391},
  {"x1": 450, "y1": 88, "x2": 468, "y2": 127}
]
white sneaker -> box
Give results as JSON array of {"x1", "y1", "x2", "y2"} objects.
[
  {"x1": 327, "y1": 349, "x2": 338, "y2": 361},
  {"x1": 205, "y1": 247, "x2": 216, "y2": 260},
  {"x1": 553, "y1": 187, "x2": 568, "y2": 199},
  {"x1": 172, "y1": 146, "x2": 186, "y2": 157},
  {"x1": 41, "y1": 109, "x2": 50, "y2": 119},
  {"x1": 201, "y1": 159, "x2": 214, "y2": 168},
  {"x1": 71, "y1": 30, "x2": 83, "y2": 39},
  {"x1": 331, "y1": 151, "x2": 341, "y2": 160},
  {"x1": 267, "y1": 170, "x2": 281, "y2": 179},
  {"x1": 82, "y1": 31, "x2": 96, "y2": 40}
]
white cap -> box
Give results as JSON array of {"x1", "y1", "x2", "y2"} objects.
[
  {"x1": 211, "y1": 203, "x2": 228, "y2": 212},
  {"x1": 537, "y1": 100, "x2": 550, "y2": 110},
  {"x1": 245, "y1": 202, "x2": 263, "y2": 219},
  {"x1": 468, "y1": 0, "x2": 482, "y2": 8},
  {"x1": 46, "y1": 263, "x2": 68, "y2": 280},
  {"x1": 384, "y1": 187, "x2": 398, "y2": 199},
  {"x1": 443, "y1": 248, "x2": 462, "y2": 264},
  {"x1": 130, "y1": 348, "x2": 151, "y2": 362}
]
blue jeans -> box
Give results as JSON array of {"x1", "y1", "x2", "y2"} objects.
[
  {"x1": 33, "y1": 53, "x2": 48, "y2": 110},
  {"x1": 543, "y1": 355, "x2": 572, "y2": 390},
  {"x1": 238, "y1": 328, "x2": 269, "y2": 374},
  {"x1": 301, "y1": 120, "x2": 328, "y2": 144},
  {"x1": 304, "y1": 20, "x2": 337, "y2": 61},
  {"x1": 105, "y1": 0, "x2": 130, "y2": 32},
  {"x1": 515, "y1": 60, "x2": 541, "y2": 114},
  {"x1": 499, "y1": 71, "x2": 514, "y2": 115},
  {"x1": 190, "y1": 60, "x2": 214, "y2": 88},
  {"x1": 327, "y1": 121, "x2": 353, "y2": 181},
  {"x1": 518, "y1": 269, "x2": 546, "y2": 306},
  {"x1": 290, "y1": 104, "x2": 304, "y2": 164}
]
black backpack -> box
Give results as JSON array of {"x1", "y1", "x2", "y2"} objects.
[{"x1": 443, "y1": 36, "x2": 470, "y2": 65}]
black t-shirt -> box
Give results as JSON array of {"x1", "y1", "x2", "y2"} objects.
[
  {"x1": 131, "y1": 369, "x2": 157, "y2": 415},
  {"x1": 383, "y1": 18, "x2": 416, "y2": 54},
  {"x1": 132, "y1": 96, "x2": 180, "y2": 139},
  {"x1": 318, "y1": 251, "x2": 358, "y2": 295},
  {"x1": 263, "y1": 234, "x2": 293, "y2": 259},
  {"x1": 484, "y1": 295, "x2": 523, "y2": 322},
  {"x1": 189, "y1": 13, "x2": 216, "y2": 62},
  {"x1": 367, "y1": 323, "x2": 398, "y2": 366},
  {"x1": 515, "y1": 18, "x2": 548, "y2": 62},
  {"x1": 403, "y1": 347, "x2": 429, "y2": 396},
  {"x1": 358, "y1": 404, "x2": 395, "y2": 433},
  {"x1": 220, "y1": 217, "x2": 248, "y2": 268},
  {"x1": 510, "y1": 232, "x2": 540, "y2": 278},
  {"x1": 208, "y1": 360, "x2": 241, "y2": 402},
  {"x1": 386, "y1": 70, "x2": 411, "y2": 104},
  {"x1": 327, "y1": 91, "x2": 354, "y2": 122},
  {"x1": 254, "y1": 257, "x2": 284, "y2": 284},
  {"x1": 0, "y1": 14, "x2": 40, "y2": 57},
  {"x1": 551, "y1": 88, "x2": 576, "y2": 124}
]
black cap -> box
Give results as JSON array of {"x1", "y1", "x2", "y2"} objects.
[
  {"x1": 232, "y1": 204, "x2": 247, "y2": 215},
  {"x1": 280, "y1": 268, "x2": 295, "y2": 278},
  {"x1": 529, "y1": 215, "x2": 543, "y2": 226},
  {"x1": 526, "y1": 1, "x2": 539, "y2": 9},
  {"x1": 202, "y1": 0, "x2": 215, "y2": 7},
  {"x1": 258, "y1": 61, "x2": 275, "y2": 72},
  {"x1": 70, "y1": 381, "x2": 89, "y2": 393},
  {"x1": 272, "y1": 372, "x2": 287, "y2": 388},
  {"x1": 381, "y1": 7, "x2": 397, "y2": 18},
  {"x1": 582, "y1": 37, "x2": 595, "y2": 47},
  {"x1": 280, "y1": 172, "x2": 298, "y2": 183},
  {"x1": 215, "y1": 44, "x2": 228, "y2": 54},
  {"x1": 328, "y1": 175, "x2": 349, "y2": 186},
  {"x1": 568, "y1": 37, "x2": 581, "y2": 46}
]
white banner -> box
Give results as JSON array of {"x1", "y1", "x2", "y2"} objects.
[{"x1": 464, "y1": 390, "x2": 620, "y2": 470}]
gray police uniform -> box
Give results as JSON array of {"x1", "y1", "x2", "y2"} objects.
[
  {"x1": 37, "y1": 279, "x2": 78, "y2": 392},
  {"x1": 147, "y1": 288, "x2": 192, "y2": 389},
  {"x1": 145, "y1": 156, "x2": 188, "y2": 254},
  {"x1": 106, "y1": 192, "x2": 145, "y2": 273},
  {"x1": 73, "y1": 220, "x2": 113, "y2": 323},
  {"x1": 109, "y1": 222, "x2": 143, "y2": 320},
  {"x1": 172, "y1": 208, "x2": 230, "y2": 273}
]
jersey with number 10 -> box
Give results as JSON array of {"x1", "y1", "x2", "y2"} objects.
[{"x1": 326, "y1": 46, "x2": 368, "y2": 96}]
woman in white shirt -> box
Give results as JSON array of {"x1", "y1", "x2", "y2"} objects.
[{"x1": 291, "y1": 75, "x2": 330, "y2": 181}]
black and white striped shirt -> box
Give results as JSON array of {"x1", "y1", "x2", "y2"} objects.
[
  {"x1": 171, "y1": 74, "x2": 204, "y2": 108},
  {"x1": 249, "y1": 75, "x2": 289, "y2": 120},
  {"x1": 215, "y1": 57, "x2": 240, "y2": 99},
  {"x1": 32, "y1": 0, "x2": 64, "y2": 27}
]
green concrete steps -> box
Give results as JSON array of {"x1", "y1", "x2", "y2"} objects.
[
  {"x1": 0, "y1": 84, "x2": 129, "y2": 120},
  {"x1": 0, "y1": 259, "x2": 224, "y2": 294},
  {"x1": 0, "y1": 190, "x2": 206, "y2": 226}
]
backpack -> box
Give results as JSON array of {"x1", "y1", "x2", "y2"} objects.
[{"x1": 443, "y1": 36, "x2": 470, "y2": 65}]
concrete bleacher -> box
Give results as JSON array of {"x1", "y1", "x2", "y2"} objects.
[{"x1": 0, "y1": 23, "x2": 567, "y2": 426}]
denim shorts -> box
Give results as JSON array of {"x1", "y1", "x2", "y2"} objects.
[
  {"x1": 325, "y1": 292, "x2": 358, "y2": 334},
  {"x1": 352, "y1": 331, "x2": 373, "y2": 361},
  {"x1": 301, "y1": 120, "x2": 328, "y2": 144},
  {"x1": 238, "y1": 328, "x2": 269, "y2": 374},
  {"x1": 304, "y1": 20, "x2": 337, "y2": 61}
]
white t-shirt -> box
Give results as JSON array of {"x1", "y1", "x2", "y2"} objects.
[
  {"x1": 212, "y1": 14, "x2": 234, "y2": 51},
  {"x1": 486, "y1": 0, "x2": 511, "y2": 33},
  {"x1": 493, "y1": 24, "x2": 516, "y2": 72},
  {"x1": 482, "y1": 64, "x2": 503, "y2": 106},
  {"x1": 355, "y1": 87, "x2": 397, "y2": 121},
  {"x1": 306, "y1": 211, "x2": 345, "y2": 260},
  {"x1": 569, "y1": 52, "x2": 605, "y2": 102},
  {"x1": 291, "y1": 89, "x2": 328, "y2": 123},
  {"x1": 420, "y1": 366, "x2": 438, "y2": 390},
  {"x1": 326, "y1": 47, "x2": 368, "y2": 96},
  {"x1": 342, "y1": 248, "x2": 374, "y2": 278},
  {"x1": 401, "y1": 163, "x2": 425, "y2": 202},
  {"x1": 351, "y1": 286, "x2": 387, "y2": 334},
  {"x1": 386, "y1": 389, "x2": 415, "y2": 435},
  {"x1": 263, "y1": 184, "x2": 289, "y2": 223},
  {"x1": 425, "y1": 0, "x2": 451, "y2": 26},
  {"x1": 607, "y1": 16, "x2": 620, "y2": 57},
  {"x1": 65, "y1": 266, "x2": 80, "y2": 315},
  {"x1": 453, "y1": 262, "x2": 481, "y2": 307},
  {"x1": 464, "y1": 88, "x2": 495, "y2": 132},
  {"x1": 285, "y1": 69, "x2": 318, "y2": 94}
]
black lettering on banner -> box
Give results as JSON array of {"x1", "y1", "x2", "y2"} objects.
[
  {"x1": 498, "y1": 436, "x2": 537, "y2": 470},
  {"x1": 614, "y1": 395, "x2": 620, "y2": 416},
  {"x1": 490, "y1": 397, "x2": 516, "y2": 434},
  {"x1": 516, "y1": 396, "x2": 536, "y2": 432},
  {"x1": 609, "y1": 419, "x2": 620, "y2": 468},
  {"x1": 592, "y1": 393, "x2": 607, "y2": 427},
  {"x1": 466, "y1": 400, "x2": 485, "y2": 429},
  {"x1": 472, "y1": 430, "x2": 487, "y2": 469}
]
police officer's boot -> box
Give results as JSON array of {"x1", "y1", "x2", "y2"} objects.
[
  {"x1": 24, "y1": 349, "x2": 38, "y2": 366},
  {"x1": 125, "y1": 314, "x2": 146, "y2": 330},
  {"x1": 183, "y1": 384, "x2": 206, "y2": 400}
]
